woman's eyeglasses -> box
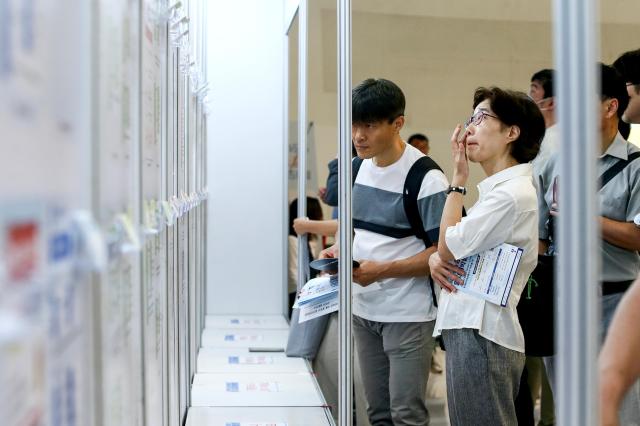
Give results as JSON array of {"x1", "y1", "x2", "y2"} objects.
[{"x1": 464, "y1": 111, "x2": 499, "y2": 129}]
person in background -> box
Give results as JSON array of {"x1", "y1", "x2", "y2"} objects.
[
  {"x1": 549, "y1": 64, "x2": 640, "y2": 424},
  {"x1": 408, "y1": 133, "x2": 430, "y2": 155},
  {"x1": 429, "y1": 87, "x2": 544, "y2": 425},
  {"x1": 613, "y1": 48, "x2": 640, "y2": 124},
  {"x1": 318, "y1": 144, "x2": 358, "y2": 219},
  {"x1": 598, "y1": 50, "x2": 640, "y2": 426},
  {"x1": 515, "y1": 68, "x2": 557, "y2": 426},
  {"x1": 287, "y1": 197, "x2": 323, "y2": 317}
]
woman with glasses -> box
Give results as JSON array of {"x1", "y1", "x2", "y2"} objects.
[{"x1": 428, "y1": 87, "x2": 545, "y2": 425}]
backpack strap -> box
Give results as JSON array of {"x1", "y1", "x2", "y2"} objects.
[
  {"x1": 402, "y1": 156, "x2": 443, "y2": 307},
  {"x1": 403, "y1": 156, "x2": 442, "y2": 246},
  {"x1": 352, "y1": 156, "x2": 364, "y2": 185},
  {"x1": 599, "y1": 151, "x2": 640, "y2": 190}
]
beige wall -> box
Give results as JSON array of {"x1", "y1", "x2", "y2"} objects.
[{"x1": 295, "y1": 0, "x2": 639, "y2": 212}]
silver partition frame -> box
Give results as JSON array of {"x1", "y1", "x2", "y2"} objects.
[
  {"x1": 337, "y1": 0, "x2": 353, "y2": 425},
  {"x1": 553, "y1": 0, "x2": 600, "y2": 424},
  {"x1": 296, "y1": 0, "x2": 309, "y2": 294},
  {"x1": 283, "y1": 6, "x2": 298, "y2": 318}
]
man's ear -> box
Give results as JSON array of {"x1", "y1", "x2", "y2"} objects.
[
  {"x1": 394, "y1": 116, "x2": 405, "y2": 133},
  {"x1": 606, "y1": 98, "x2": 619, "y2": 119}
]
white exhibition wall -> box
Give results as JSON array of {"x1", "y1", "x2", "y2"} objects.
[{"x1": 206, "y1": 0, "x2": 286, "y2": 314}]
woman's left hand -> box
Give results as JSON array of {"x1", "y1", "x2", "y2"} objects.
[
  {"x1": 450, "y1": 124, "x2": 470, "y2": 186},
  {"x1": 429, "y1": 252, "x2": 465, "y2": 293}
]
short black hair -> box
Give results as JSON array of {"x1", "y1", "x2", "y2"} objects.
[
  {"x1": 473, "y1": 87, "x2": 545, "y2": 164},
  {"x1": 531, "y1": 69, "x2": 555, "y2": 98},
  {"x1": 408, "y1": 133, "x2": 429, "y2": 144},
  {"x1": 352, "y1": 78, "x2": 405, "y2": 124},
  {"x1": 613, "y1": 49, "x2": 640, "y2": 89},
  {"x1": 600, "y1": 63, "x2": 629, "y2": 121},
  {"x1": 619, "y1": 119, "x2": 631, "y2": 140}
]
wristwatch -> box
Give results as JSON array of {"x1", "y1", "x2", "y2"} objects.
[
  {"x1": 446, "y1": 186, "x2": 467, "y2": 195},
  {"x1": 634, "y1": 213, "x2": 640, "y2": 228}
]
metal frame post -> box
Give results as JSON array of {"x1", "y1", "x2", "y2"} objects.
[
  {"x1": 337, "y1": 0, "x2": 353, "y2": 424},
  {"x1": 297, "y1": 0, "x2": 309, "y2": 291},
  {"x1": 553, "y1": 0, "x2": 600, "y2": 424}
]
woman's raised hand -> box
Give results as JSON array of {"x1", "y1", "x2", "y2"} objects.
[{"x1": 450, "y1": 124, "x2": 470, "y2": 187}]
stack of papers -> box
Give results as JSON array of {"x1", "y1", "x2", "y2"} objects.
[
  {"x1": 451, "y1": 243, "x2": 523, "y2": 306},
  {"x1": 293, "y1": 276, "x2": 339, "y2": 323}
]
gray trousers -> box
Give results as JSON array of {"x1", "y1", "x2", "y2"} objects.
[
  {"x1": 442, "y1": 329, "x2": 525, "y2": 426},
  {"x1": 312, "y1": 312, "x2": 370, "y2": 425},
  {"x1": 353, "y1": 315, "x2": 436, "y2": 426}
]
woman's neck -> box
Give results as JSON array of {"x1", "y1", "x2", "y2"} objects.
[{"x1": 480, "y1": 154, "x2": 518, "y2": 177}]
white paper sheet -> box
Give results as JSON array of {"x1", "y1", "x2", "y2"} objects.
[
  {"x1": 190, "y1": 373, "x2": 325, "y2": 407},
  {"x1": 186, "y1": 407, "x2": 332, "y2": 426},
  {"x1": 299, "y1": 297, "x2": 339, "y2": 323},
  {"x1": 205, "y1": 315, "x2": 289, "y2": 329},
  {"x1": 201, "y1": 329, "x2": 289, "y2": 350},
  {"x1": 197, "y1": 350, "x2": 309, "y2": 374}
]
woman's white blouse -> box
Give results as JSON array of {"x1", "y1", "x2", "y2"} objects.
[{"x1": 433, "y1": 163, "x2": 539, "y2": 353}]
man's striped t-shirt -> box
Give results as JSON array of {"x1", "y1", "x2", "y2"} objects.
[{"x1": 352, "y1": 143, "x2": 448, "y2": 322}]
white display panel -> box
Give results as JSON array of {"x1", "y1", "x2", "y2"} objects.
[
  {"x1": 176, "y1": 57, "x2": 190, "y2": 423},
  {"x1": 0, "y1": 1, "x2": 93, "y2": 426},
  {"x1": 201, "y1": 329, "x2": 290, "y2": 349},
  {"x1": 140, "y1": 2, "x2": 168, "y2": 426},
  {"x1": 166, "y1": 45, "x2": 182, "y2": 426},
  {"x1": 0, "y1": 316, "x2": 45, "y2": 426},
  {"x1": 186, "y1": 407, "x2": 333, "y2": 426},
  {"x1": 187, "y1": 29, "x2": 199, "y2": 388},
  {"x1": 191, "y1": 373, "x2": 326, "y2": 407},
  {"x1": 95, "y1": 0, "x2": 144, "y2": 425},
  {"x1": 205, "y1": 315, "x2": 290, "y2": 329},
  {"x1": 0, "y1": 0, "x2": 90, "y2": 206},
  {"x1": 197, "y1": 349, "x2": 308, "y2": 374}
]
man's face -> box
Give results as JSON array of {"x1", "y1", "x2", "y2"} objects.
[
  {"x1": 352, "y1": 117, "x2": 401, "y2": 159},
  {"x1": 410, "y1": 139, "x2": 429, "y2": 155},
  {"x1": 623, "y1": 83, "x2": 640, "y2": 124},
  {"x1": 528, "y1": 80, "x2": 546, "y2": 103}
]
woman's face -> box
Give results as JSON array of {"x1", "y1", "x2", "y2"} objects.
[{"x1": 465, "y1": 100, "x2": 513, "y2": 163}]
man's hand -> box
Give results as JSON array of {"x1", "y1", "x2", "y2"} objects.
[
  {"x1": 318, "y1": 187, "x2": 328, "y2": 203},
  {"x1": 320, "y1": 244, "x2": 339, "y2": 259},
  {"x1": 428, "y1": 252, "x2": 464, "y2": 293},
  {"x1": 352, "y1": 260, "x2": 384, "y2": 287}
]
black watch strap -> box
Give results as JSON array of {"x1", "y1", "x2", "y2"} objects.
[{"x1": 446, "y1": 186, "x2": 467, "y2": 195}]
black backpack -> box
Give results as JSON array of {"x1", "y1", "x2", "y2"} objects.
[{"x1": 352, "y1": 155, "x2": 444, "y2": 306}]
